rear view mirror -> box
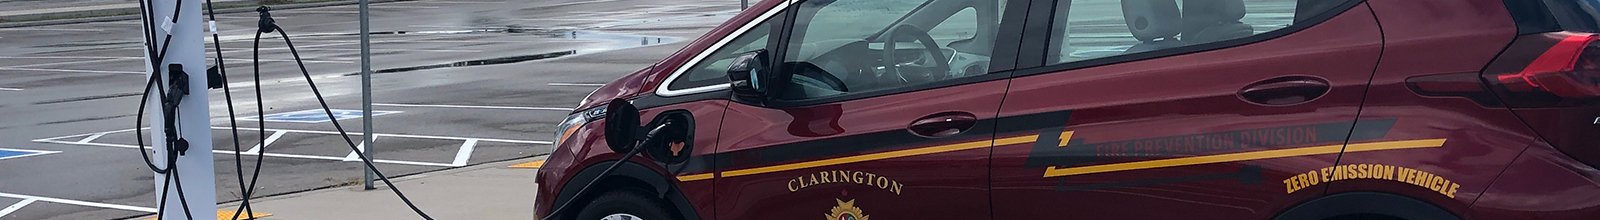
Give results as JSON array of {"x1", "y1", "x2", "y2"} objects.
[
  {"x1": 727, "y1": 49, "x2": 772, "y2": 101},
  {"x1": 603, "y1": 99, "x2": 640, "y2": 153}
]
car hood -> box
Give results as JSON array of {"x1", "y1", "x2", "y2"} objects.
[{"x1": 576, "y1": 65, "x2": 656, "y2": 112}]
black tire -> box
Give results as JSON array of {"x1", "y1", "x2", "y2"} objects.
[{"x1": 574, "y1": 189, "x2": 674, "y2": 220}]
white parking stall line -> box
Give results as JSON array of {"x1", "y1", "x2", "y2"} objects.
[
  {"x1": 76, "y1": 132, "x2": 110, "y2": 144},
  {"x1": 0, "y1": 199, "x2": 37, "y2": 218},
  {"x1": 220, "y1": 41, "x2": 359, "y2": 54},
  {"x1": 343, "y1": 136, "x2": 379, "y2": 161},
  {"x1": 0, "y1": 67, "x2": 143, "y2": 75},
  {"x1": 222, "y1": 70, "x2": 348, "y2": 89},
  {"x1": 213, "y1": 58, "x2": 352, "y2": 64},
  {"x1": 35, "y1": 138, "x2": 460, "y2": 167},
  {"x1": 547, "y1": 82, "x2": 605, "y2": 87},
  {"x1": 515, "y1": 18, "x2": 631, "y2": 21},
  {"x1": 635, "y1": 3, "x2": 741, "y2": 7},
  {"x1": 275, "y1": 10, "x2": 360, "y2": 14},
  {"x1": 567, "y1": 11, "x2": 646, "y2": 16},
  {"x1": 208, "y1": 15, "x2": 258, "y2": 20},
  {"x1": 451, "y1": 139, "x2": 479, "y2": 166},
  {"x1": 372, "y1": 103, "x2": 573, "y2": 111},
  {"x1": 0, "y1": 87, "x2": 21, "y2": 91},
  {"x1": 0, "y1": 56, "x2": 139, "y2": 59},
  {"x1": 370, "y1": 5, "x2": 441, "y2": 9},
  {"x1": 299, "y1": 38, "x2": 557, "y2": 44},
  {"x1": 222, "y1": 47, "x2": 481, "y2": 54},
  {"x1": 31, "y1": 129, "x2": 117, "y2": 141},
  {"x1": 218, "y1": 36, "x2": 479, "y2": 52},
  {"x1": 264, "y1": 151, "x2": 457, "y2": 167},
  {"x1": 540, "y1": 0, "x2": 622, "y2": 8},
  {"x1": 0, "y1": 192, "x2": 156, "y2": 213},
  {"x1": 296, "y1": 48, "x2": 484, "y2": 53},
  {"x1": 213, "y1": 127, "x2": 550, "y2": 144},
  {"x1": 581, "y1": 11, "x2": 711, "y2": 15},
  {"x1": 416, "y1": 0, "x2": 502, "y2": 3},
  {"x1": 0, "y1": 28, "x2": 105, "y2": 32},
  {"x1": 4, "y1": 58, "x2": 140, "y2": 68},
  {"x1": 33, "y1": 127, "x2": 549, "y2": 167},
  {"x1": 244, "y1": 130, "x2": 288, "y2": 154}
]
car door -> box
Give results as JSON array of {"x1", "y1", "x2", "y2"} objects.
[
  {"x1": 989, "y1": 0, "x2": 1379, "y2": 219},
  {"x1": 668, "y1": 0, "x2": 1024, "y2": 219}
]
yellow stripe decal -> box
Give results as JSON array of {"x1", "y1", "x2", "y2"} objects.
[
  {"x1": 1042, "y1": 138, "x2": 1447, "y2": 177},
  {"x1": 1057, "y1": 131, "x2": 1075, "y2": 147},
  {"x1": 677, "y1": 173, "x2": 716, "y2": 182},
  {"x1": 675, "y1": 135, "x2": 1038, "y2": 181},
  {"x1": 722, "y1": 135, "x2": 1039, "y2": 177},
  {"x1": 673, "y1": 131, "x2": 1444, "y2": 182}
]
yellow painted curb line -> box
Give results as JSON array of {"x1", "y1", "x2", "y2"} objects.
[
  {"x1": 144, "y1": 210, "x2": 272, "y2": 220},
  {"x1": 509, "y1": 159, "x2": 545, "y2": 169}
]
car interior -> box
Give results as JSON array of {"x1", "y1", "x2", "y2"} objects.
[
  {"x1": 780, "y1": 0, "x2": 1001, "y2": 100},
  {"x1": 1122, "y1": 0, "x2": 1253, "y2": 54}
]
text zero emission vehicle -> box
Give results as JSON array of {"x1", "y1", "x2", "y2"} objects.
[{"x1": 535, "y1": 0, "x2": 1600, "y2": 219}]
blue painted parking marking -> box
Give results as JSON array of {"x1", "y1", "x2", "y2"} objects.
[
  {"x1": 0, "y1": 148, "x2": 58, "y2": 160},
  {"x1": 244, "y1": 109, "x2": 401, "y2": 123}
]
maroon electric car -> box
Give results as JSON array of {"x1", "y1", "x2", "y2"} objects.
[{"x1": 536, "y1": 0, "x2": 1600, "y2": 219}]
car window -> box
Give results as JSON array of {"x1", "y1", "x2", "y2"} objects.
[
  {"x1": 1046, "y1": 0, "x2": 1310, "y2": 64},
  {"x1": 667, "y1": 16, "x2": 777, "y2": 90},
  {"x1": 781, "y1": 0, "x2": 1005, "y2": 100},
  {"x1": 1545, "y1": 0, "x2": 1600, "y2": 33},
  {"x1": 928, "y1": 8, "x2": 978, "y2": 47}
]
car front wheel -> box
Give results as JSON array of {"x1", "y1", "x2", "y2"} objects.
[{"x1": 575, "y1": 189, "x2": 674, "y2": 220}]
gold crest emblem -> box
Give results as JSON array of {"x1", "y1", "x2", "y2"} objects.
[{"x1": 825, "y1": 199, "x2": 869, "y2": 220}]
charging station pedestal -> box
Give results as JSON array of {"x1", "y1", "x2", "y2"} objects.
[{"x1": 143, "y1": 0, "x2": 217, "y2": 218}]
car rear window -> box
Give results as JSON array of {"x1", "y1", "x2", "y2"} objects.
[
  {"x1": 1544, "y1": 0, "x2": 1600, "y2": 33},
  {"x1": 1043, "y1": 0, "x2": 1358, "y2": 65}
]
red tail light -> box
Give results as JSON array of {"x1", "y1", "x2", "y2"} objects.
[
  {"x1": 1485, "y1": 33, "x2": 1600, "y2": 107},
  {"x1": 1481, "y1": 32, "x2": 1600, "y2": 168}
]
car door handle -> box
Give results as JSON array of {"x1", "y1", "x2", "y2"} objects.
[
  {"x1": 1238, "y1": 76, "x2": 1331, "y2": 106},
  {"x1": 908, "y1": 112, "x2": 978, "y2": 138}
]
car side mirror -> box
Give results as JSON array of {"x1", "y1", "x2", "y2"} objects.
[{"x1": 727, "y1": 49, "x2": 772, "y2": 102}]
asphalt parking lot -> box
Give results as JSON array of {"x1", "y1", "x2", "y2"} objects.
[{"x1": 0, "y1": 0, "x2": 741, "y2": 219}]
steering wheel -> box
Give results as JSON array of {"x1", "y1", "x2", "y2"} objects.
[{"x1": 881, "y1": 24, "x2": 951, "y2": 84}]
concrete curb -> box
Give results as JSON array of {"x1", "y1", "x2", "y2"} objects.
[
  {"x1": 119, "y1": 155, "x2": 550, "y2": 220},
  {"x1": 0, "y1": 0, "x2": 414, "y2": 28}
]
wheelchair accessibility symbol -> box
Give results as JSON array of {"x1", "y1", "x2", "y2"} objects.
[{"x1": 0, "y1": 148, "x2": 58, "y2": 161}]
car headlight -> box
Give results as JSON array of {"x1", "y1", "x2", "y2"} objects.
[{"x1": 554, "y1": 105, "x2": 606, "y2": 147}]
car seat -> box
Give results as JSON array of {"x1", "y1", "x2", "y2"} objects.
[
  {"x1": 1181, "y1": 0, "x2": 1253, "y2": 45},
  {"x1": 1121, "y1": 0, "x2": 1184, "y2": 53}
]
